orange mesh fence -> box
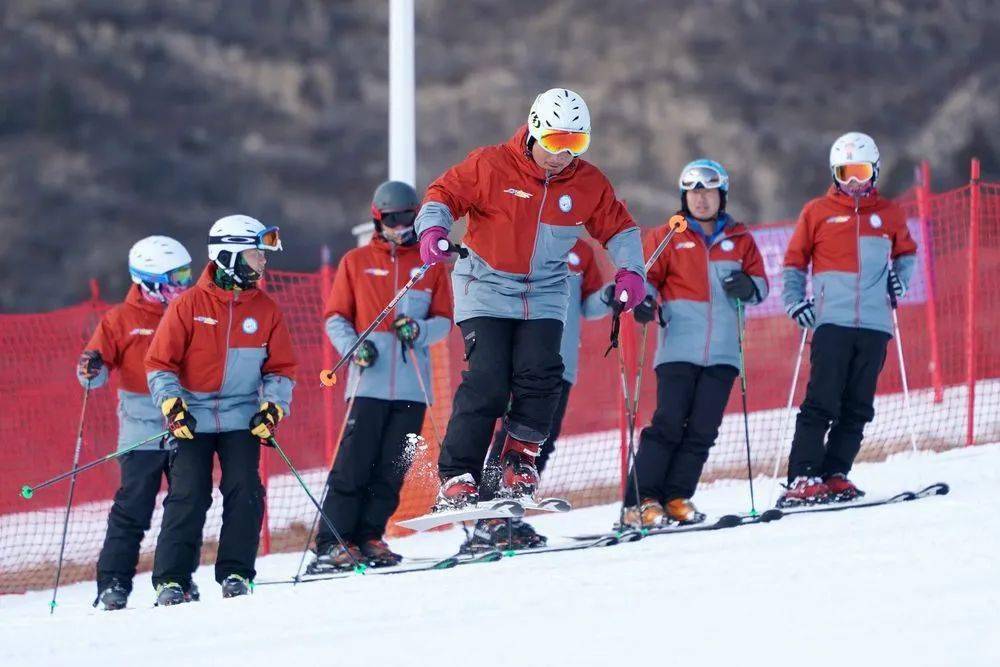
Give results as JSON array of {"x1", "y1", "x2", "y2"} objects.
[{"x1": 2, "y1": 179, "x2": 997, "y2": 594}]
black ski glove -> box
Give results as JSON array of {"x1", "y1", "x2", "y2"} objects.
[
  {"x1": 722, "y1": 271, "x2": 758, "y2": 302},
  {"x1": 785, "y1": 298, "x2": 815, "y2": 329},
  {"x1": 633, "y1": 295, "x2": 658, "y2": 325},
  {"x1": 77, "y1": 350, "x2": 104, "y2": 380}
]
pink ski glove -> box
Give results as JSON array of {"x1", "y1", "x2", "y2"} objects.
[
  {"x1": 613, "y1": 269, "x2": 645, "y2": 312},
  {"x1": 419, "y1": 227, "x2": 451, "y2": 265}
]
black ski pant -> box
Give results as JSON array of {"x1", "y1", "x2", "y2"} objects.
[
  {"x1": 316, "y1": 398, "x2": 426, "y2": 551},
  {"x1": 479, "y1": 379, "x2": 573, "y2": 501},
  {"x1": 438, "y1": 317, "x2": 564, "y2": 483},
  {"x1": 787, "y1": 324, "x2": 890, "y2": 481},
  {"x1": 627, "y1": 362, "x2": 738, "y2": 504},
  {"x1": 96, "y1": 450, "x2": 200, "y2": 594},
  {"x1": 151, "y1": 430, "x2": 264, "y2": 588}
]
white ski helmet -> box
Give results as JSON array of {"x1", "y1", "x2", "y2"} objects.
[
  {"x1": 128, "y1": 236, "x2": 193, "y2": 303},
  {"x1": 829, "y1": 132, "x2": 880, "y2": 185},
  {"x1": 207, "y1": 214, "x2": 282, "y2": 285},
  {"x1": 527, "y1": 88, "x2": 592, "y2": 155}
]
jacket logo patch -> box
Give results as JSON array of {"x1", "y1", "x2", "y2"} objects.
[
  {"x1": 242, "y1": 317, "x2": 259, "y2": 334},
  {"x1": 568, "y1": 251, "x2": 581, "y2": 266},
  {"x1": 129, "y1": 328, "x2": 154, "y2": 336},
  {"x1": 676, "y1": 241, "x2": 696, "y2": 250},
  {"x1": 364, "y1": 268, "x2": 390, "y2": 276},
  {"x1": 870, "y1": 214, "x2": 883, "y2": 228},
  {"x1": 503, "y1": 188, "x2": 533, "y2": 199},
  {"x1": 559, "y1": 194, "x2": 573, "y2": 212},
  {"x1": 720, "y1": 239, "x2": 735, "y2": 252},
  {"x1": 194, "y1": 316, "x2": 218, "y2": 325},
  {"x1": 825, "y1": 215, "x2": 850, "y2": 224}
]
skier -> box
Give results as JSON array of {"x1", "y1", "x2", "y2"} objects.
[
  {"x1": 145, "y1": 215, "x2": 296, "y2": 604},
  {"x1": 78, "y1": 236, "x2": 199, "y2": 610},
  {"x1": 308, "y1": 181, "x2": 453, "y2": 572},
  {"x1": 624, "y1": 159, "x2": 769, "y2": 526},
  {"x1": 779, "y1": 132, "x2": 916, "y2": 506},
  {"x1": 471, "y1": 238, "x2": 611, "y2": 549},
  {"x1": 415, "y1": 88, "x2": 646, "y2": 511}
]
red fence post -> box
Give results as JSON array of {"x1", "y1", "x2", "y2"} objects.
[
  {"x1": 320, "y1": 246, "x2": 336, "y2": 464},
  {"x1": 916, "y1": 161, "x2": 944, "y2": 403},
  {"x1": 965, "y1": 159, "x2": 981, "y2": 445}
]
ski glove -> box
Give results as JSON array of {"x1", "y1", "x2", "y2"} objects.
[
  {"x1": 722, "y1": 270, "x2": 759, "y2": 302},
  {"x1": 353, "y1": 339, "x2": 378, "y2": 368},
  {"x1": 785, "y1": 298, "x2": 816, "y2": 329},
  {"x1": 633, "y1": 295, "x2": 659, "y2": 326},
  {"x1": 613, "y1": 269, "x2": 646, "y2": 312},
  {"x1": 887, "y1": 269, "x2": 906, "y2": 299},
  {"x1": 250, "y1": 401, "x2": 284, "y2": 443},
  {"x1": 419, "y1": 227, "x2": 451, "y2": 265},
  {"x1": 77, "y1": 350, "x2": 104, "y2": 380},
  {"x1": 161, "y1": 397, "x2": 196, "y2": 439}
]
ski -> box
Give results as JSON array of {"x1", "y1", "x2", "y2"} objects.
[
  {"x1": 256, "y1": 550, "x2": 503, "y2": 586},
  {"x1": 567, "y1": 513, "x2": 757, "y2": 542},
  {"x1": 396, "y1": 499, "x2": 524, "y2": 532},
  {"x1": 765, "y1": 482, "x2": 950, "y2": 520},
  {"x1": 511, "y1": 496, "x2": 572, "y2": 513}
]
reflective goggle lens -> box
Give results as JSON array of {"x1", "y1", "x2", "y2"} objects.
[
  {"x1": 537, "y1": 130, "x2": 591, "y2": 157},
  {"x1": 381, "y1": 210, "x2": 417, "y2": 228},
  {"x1": 833, "y1": 163, "x2": 875, "y2": 184},
  {"x1": 679, "y1": 166, "x2": 724, "y2": 191},
  {"x1": 257, "y1": 226, "x2": 282, "y2": 251},
  {"x1": 168, "y1": 265, "x2": 192, "y2": 287}
]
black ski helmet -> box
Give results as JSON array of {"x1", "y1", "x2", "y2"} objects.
[{"x1": 371, "y1": 180, "x2": 420, "y2": 245}]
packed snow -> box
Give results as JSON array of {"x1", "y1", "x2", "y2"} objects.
[{"x1": 1, "y1": 444, "x2": 997, "y2": 667}]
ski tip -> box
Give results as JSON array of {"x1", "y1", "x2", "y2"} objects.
[
  {"x1": 933, "y1": 482, "x2": 950, "y2": 496},
  {"x1": 20, "y1": 485, "x2": 33, "y2": 500},
  {"x1": 760, "y1": 509, "x2": 784, "y2": 522}
]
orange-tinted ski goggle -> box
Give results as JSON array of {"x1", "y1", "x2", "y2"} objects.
[
  {"x1": 537, "y1": 130, "x2": 591, "y2": 157},
  {"x1": 833, "y1": 162, "x2": 875, "y2": 184}
]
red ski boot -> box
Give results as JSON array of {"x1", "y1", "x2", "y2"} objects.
[
  {"x1": 434, "y1": 473, "x2": 479, "y2": 511},
  {"x1": 823, "y1": 473, "x2": 865, "y2": 502},
  {"x1": 498, "y1": 434, "x2": 541, "y2": 499},
  {"x1": 777, "y1": 476, "x2": 832, "y2": 508}
]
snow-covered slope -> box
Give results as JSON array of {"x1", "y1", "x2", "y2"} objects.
[{"x1": 2, "y1": 445, "x2": 997, "y2": 667}]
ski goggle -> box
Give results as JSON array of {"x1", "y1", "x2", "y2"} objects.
[
  {"x1": 537, "y1": 129, "x2": 591, "y2": 157},
  {"x1": 130, "y1": 263, "x2": 193, "y2": 287},
  {"x1": 379, "y1": 210, "x2": 417, "y2": 228},
  {"x1": 833, "y1": 162, "x2": 875, "y2": 184},
  {"x1": 679, "y1": 165, "x2": 726, "y2": 191},
  {"x1": 208, "y1": 226, "x2": 282, "y2": 252}
]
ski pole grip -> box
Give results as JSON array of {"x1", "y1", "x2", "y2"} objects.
[{"x1": 437, "y1": 238, "x2": 469, "y2": 259}]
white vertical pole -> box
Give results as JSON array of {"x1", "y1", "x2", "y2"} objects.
[{"x1": 389, "y1": 0, "x2": 416, "y2": 186}]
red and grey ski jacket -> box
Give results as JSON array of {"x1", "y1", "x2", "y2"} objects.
[
  {"x1": 783, "y1": 186, "x2": 917, "y2": 335},
  {"x1": 324, "y1": 235, "x2": 453, "y2": 403},
  {"x1": 145, "y1": 263, "x2": 297, "y2": 434},
  {"x1": 414, "y1": 126, "x2": 644, "y2": 323},
  {"x1": 562, "y1": 239, "x2": 611, "y2": 384},
  {"x1": 646, "y1": 214, "x2": 769, "y2": 370},
  {"x1": 78, "y1": 285, "x2": 168, "y2": 451}
]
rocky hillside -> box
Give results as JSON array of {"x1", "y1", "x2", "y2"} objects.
[{"x1": 1, "y1": 0, "x2": 997, "y2": 310}]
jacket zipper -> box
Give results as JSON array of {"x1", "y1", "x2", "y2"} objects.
[
  {"x1": 702, "y1": 233, "x2": 714, "y2": 365},
  {"x1": 389, "y1": 246, "x2": 398, "y2": 400},
  {"x1": 854, "y1": 198, "x2": 862, "y2": 327},
  {"x1": 217, "y1": 295, "x2": 235, "y2": 432},
  {"x1": 521, "y1": 175, "x2": 550, "y2": 320}
]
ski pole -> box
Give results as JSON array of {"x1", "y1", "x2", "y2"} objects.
[
  {"x1": 613, "y1": 307, "x2": 643, "y2": 530},
  {"x1": 889, "y1": 281, "x2": 919, "y2": 455},
  {"x1": 735, "y1": 299, "x2": 757, "y2": 516},
  {"x1": 766, "y1": 327, "x2": 808, "y2": 508},
  {"x1": 268, "y1": 436, "x2": 366, "y2": 573},
  {"x1": 320, "y1": 241, "x2": 467, "y2": 387},
  {"x1": 49, "y1": 381, "x2": 91, "y2": 614},
  {"x1": 292, "y1": 371, "x2": 363, "y2": 583},
  {"x1": 21, "y1": 430, "x2": 169, "y2": 500},
  {"x1": 407, "y1": 347, "x2": 443, "y2": 446},
  {"x1": 644, "y1": 215, "x2": 689, "y2": 272}
]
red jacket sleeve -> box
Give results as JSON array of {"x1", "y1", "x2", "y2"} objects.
[
  {"x1": 144, "y1": 299, "x2": 192, "y2": 375},
  {"x1": 322, "y1": 254, "x2": 357, "y2": 325},
  {"x1": 262, "y1": 309, "x2": 297, "y2": 381},
  {"x1": 889, "y1": 205, "x2": 918, "y2": 258},
  {"x1": 578, "y1": 243, "x2": 604, "y2": 300},
  {"x1": 783, "y1": 205, "x2": 815, "y2": 270},
  {"x1": 422, "y1": 147, "x2": 489, "y2": 221},
  {"x1": 584, "y1": 175, "x2": 637, "y2": 246},
  {"x1": 742, "y1": 236, "x2": 769, "y2": 282},
  {"x1": 84, "y1": 311, "x2": 122, "y2": 369}
]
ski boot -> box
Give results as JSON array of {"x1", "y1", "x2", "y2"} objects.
[
  {"x1": 622, "y1": 498, "x2": 666, "y2": 529},
  {"x1": 154, "y1": 582, "x2": 187, "y2": 607},
  {"x1": 306, "y1": 542, "x2": 365, "y2": 574},
  {"x1": 665, "y1": 498, "x2": 706, "y2": 525},
  {"x1": 498, "y1": 434, "x2": 541, "y2": 499},
  {"x1": 777, "y1": 476, "x2": 832, "y2": 507},
  {"x1": 823, "y1": 473, "x2": 865, "y2": 502},
  {"x1": 96, "y1": 578, "x2": 129, "y2": 611},
  {"x1": 463, "y1": 518, "x2": 512, "y2": 554},
  {"x1": 359, "y1": 539, "x2": 403, "y2": 567},
  {"x1": 509, "y1": 518, "x2": 547, "y2": 549},
  {"x1": 433, "y1": 473, "x2": 479, "y2": 511},
  {"x1": 221, "y1": 574, "x2": 252, "y2": 598},
  {"x1": 184, "y1": 580, "x2": 200, "y2": 602}
]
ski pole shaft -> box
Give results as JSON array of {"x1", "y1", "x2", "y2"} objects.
[
  {"x1": 644, "y1": 215, "x2": 689, "y2": 272},
  {"x1": 320, "y1": 241, "x2": 467, "y2": 387},
  {"x1": 268, "y1": 436, "x2": 365, "y2": 573},
  {"x1": 890, "y1": 297, "x2": 919, "y2": 455},
  {"x1": 293, "y1": 372, "x2": 363, "y2": 583},
  {"x1": 22, "y1": 430, "x2": 169, "y2": 499},
  {"x1": 766, "y1": 327, "x2": 808, "y2": 508},
  {"x1": 736, "y1": 300, "x2": 757, "y2": 515},
  {"x1": 407, "y1": 347, "x2": 443, "y2": 446},
  {"x1": 49, "y1": 381, "x2": 91, "y2": 614}
]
